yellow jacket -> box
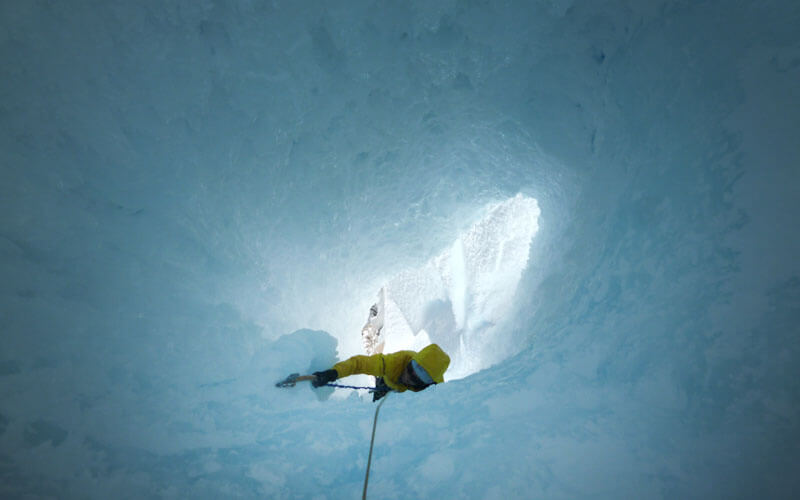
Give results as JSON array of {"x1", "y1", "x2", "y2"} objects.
[{"x1": 333, "y1": 344, "x2": 451, "y2": 392}]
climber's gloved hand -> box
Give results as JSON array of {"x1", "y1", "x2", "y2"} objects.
[{"x1": 312, "y1": 369, "x2": 338, "y2": 388}]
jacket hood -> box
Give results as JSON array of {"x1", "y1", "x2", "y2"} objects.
[{"x1": 412, "y1": 344, "x2": 450, "y2": 384}]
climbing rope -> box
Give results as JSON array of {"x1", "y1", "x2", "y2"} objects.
[
  {"x1": 275, "y1": 373, "x2": 391, "y2": 498},
  {"x1": 324, "y1": 382, "x2": 381, "y2": 392},
  {"x1": 276, "y1": 374, "x2": 380, "y2": 392},
  {"x1": 362, "y1": 392, "x2": 389, "y2": 500}
]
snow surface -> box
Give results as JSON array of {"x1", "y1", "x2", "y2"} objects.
[{"x1": 1, "y1": 0, "x2": 799, "y2": 499}]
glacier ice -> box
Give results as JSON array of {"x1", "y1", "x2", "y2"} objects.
[{"x1": 1, "y1": 0, "x2": 798, "y2": 499}]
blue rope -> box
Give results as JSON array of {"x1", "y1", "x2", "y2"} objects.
[{"x1": 324, "y1": 382, "x2": 383, "y2": 392}]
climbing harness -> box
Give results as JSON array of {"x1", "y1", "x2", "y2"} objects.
[{"x1": 362, "y1": 392, "x2": 389, "y2": 500}]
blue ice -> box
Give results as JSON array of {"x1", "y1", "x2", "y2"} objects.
[{"x1": 1, "y1": 1, "x2": 798, "y2": 499}]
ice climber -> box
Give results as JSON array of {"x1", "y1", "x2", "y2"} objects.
[{"x1": 311, "y1": 344, "x2": 451, "y2": 401}]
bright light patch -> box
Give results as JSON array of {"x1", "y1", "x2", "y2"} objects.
[{"x1": 372, "y1": 194, "x2": 541, "y2": 379}]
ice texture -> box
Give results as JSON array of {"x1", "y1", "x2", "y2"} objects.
[{"x1": 1, "y1": 0, "x2": 798, "y2": 499}]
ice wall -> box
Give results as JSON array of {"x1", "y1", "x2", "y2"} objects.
[
  {"x1": 1, "y1": 0, "x2": 798, "y2": 499},
  {"x1": 376, "y1": 194, "x2": 541, "y2": 378}
]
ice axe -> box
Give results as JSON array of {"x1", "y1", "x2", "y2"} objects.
[{"x1": 275, "y1": 373, "x2": 316, "y2": 388}]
